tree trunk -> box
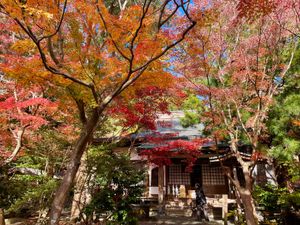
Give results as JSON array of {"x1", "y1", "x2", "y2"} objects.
[
  {"x1": 238, "y1": 166, "x2": 258, "y2": 225},
  {"x1": 48, "y1": 110, "x2": 100, "y2": 225},
  {"x1": 0, "y1": 208, "x2": 5, "y2": 225},
  {"x1": 70, "y1": 153, "x2": 91, "y2": 221},
  {"x1": 2, "y1": 127, "x2": 26, "y2": 167},
  {"x1": 228, "y1": 141, "x2": 258, "y2": 225},
  {"x1": 240, "y1": 190, "x2": 258, "y2": 225}
]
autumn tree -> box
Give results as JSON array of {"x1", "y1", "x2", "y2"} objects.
[
  {"x1": 0, "y1": 82, "x2": 58, "y2": 166},
  {"x1": 0, "y1": 0, "x2": 195, "y2": 224},
  {"x1": 70, "y1": 76, "x2": 177, "y2": 220},
  {"x1": 175, "y1": 0, "x2": 298, "y2": 224},
  {"x1": 0, "y1": 81, "x2": 75, "y2": 224}
]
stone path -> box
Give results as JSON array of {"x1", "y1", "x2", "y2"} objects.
[{"x1": 139, "y1": 216, "x2": 223, "y2": 225}]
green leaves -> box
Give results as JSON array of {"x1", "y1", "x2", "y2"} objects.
[
  {"x1": 268, "y1": 71, "x2": 300, "y2": 181},
  {"x1": 180, "y1": 94, "x2": 202, "y2": 128},
  {"x1": 7, "y1": 178, "x2": 57, "y2": 215},
  {"x1": 80, "y1": 146, "x2": 145, "y2": 224},
  {"x1": 254, "y1": 183, "x2": 300, "y2": 222}
]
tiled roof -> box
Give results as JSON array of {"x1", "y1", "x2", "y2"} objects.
[{"x1": 136, "y1": 111, "x2": 204, "y2": 139}]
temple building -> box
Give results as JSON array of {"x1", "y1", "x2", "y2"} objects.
[{"x1": 125, "y1": 111, "x2": 274, "y2": 219}]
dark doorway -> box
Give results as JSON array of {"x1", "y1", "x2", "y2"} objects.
[
  {"x1": 191, "y1": 164, "x2": 202, "y2": 188},
  {"x1": 151, "y1": 167, "x2": 159, "y2": 186}
]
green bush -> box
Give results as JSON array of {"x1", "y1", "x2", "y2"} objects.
[
  {"x1": 254, "y1": 184, "x2": 300, "y2": 224},
  {"x1": 79, "y1": 146, "x2": 145, "y2": 225},
  {"x1": 0, "y1": 164, "x2": 57, "y2": 217}
]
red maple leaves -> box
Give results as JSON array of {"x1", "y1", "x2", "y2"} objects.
[
  {"x1": 109, "y1": 86, "x2": 169, "y2": 131},
  {"x1": 140, "y1": 133, "x2": 209, "y2": 171},
  {"x1": 0, "y1": 82, "x2": 57, "y2": 162}
]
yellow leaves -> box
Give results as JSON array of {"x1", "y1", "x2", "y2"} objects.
[
  {"x1": 139, "y1": 70, "x2": 174, "y2": 89},
  {"x1": 122, "y1": 66, "x2": 175, "y2": 100},
  {"x1": 68, "y1": 82, "x2": 98, "y2": 108},
  {"x1": 0, "y1": 0, "x2": 22, "y2": 18},
  {"x1": 68, "y1": 17, "x2": 84, "y2": 48},
  {"x1": 100, "y1": 2, "x2": 169, "y2": 64},
  {"x1": 23, "y1": 5, "x2": 53, "y2": 20},
  {"x1": 10, "y1": 39, "x2": 36, "y2": 54},
  {"x1": 2, "y1": 0, "x2": 53, "y2": 20},
  {"x1": 72, "y1": 0, "x2": 101, "y2": 37},
  {"x1": 2, "y1": 59, "x2": 50, "y2": 86},
  {"x1": 1, "y1": 0, "x2": 61, "y2": 38}
]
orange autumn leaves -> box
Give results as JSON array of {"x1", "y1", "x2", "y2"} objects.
[{"x1": 0, "y1": 0, "x2": 177, "y2": 105}]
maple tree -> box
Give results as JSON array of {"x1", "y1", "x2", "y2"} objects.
[
  {"x1": 0, "y1": 0, "x2": 195, "y2": 224},
  {"x1": 175, "y1": 0, "x2": 299, "y2": 224},
  {"x1": 70, "y1": 76, "x2": 178, "y2": 220},
  {"x1": 238, "y1": 0, "x2": 300, "y2": 22},
  {"x1": 0, "y1": 81, "x2": 57, "y2": 166},
  {"x1": 109, "y1": 84, "x2": 173, "y2": 132},
  {"x1": 140, "y1": 134, "x2": 207, "y2": 171},
  {"x1": 0, "y1": 82, "x2": 66, "y2": 225}
]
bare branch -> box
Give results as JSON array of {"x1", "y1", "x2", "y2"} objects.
[{"x1": 233, "y1": 100, "x2": 253, "y2": 144}]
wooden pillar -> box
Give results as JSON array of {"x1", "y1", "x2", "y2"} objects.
[
  {"x1": 145, "y1": 166, "x2": 151, "y2": 197},
  {"x1": 0, "y1": 208, "x2": 5, "y2": 225},
  {"x1": 158, "y1": 165, "x2": 165, "y2": 214},
  {"x1": 222, "y1": 194, "x2": 228, "y2": 225},
  {"x1": 158, "y1": 166, "x2": 164, "y2": 204}
]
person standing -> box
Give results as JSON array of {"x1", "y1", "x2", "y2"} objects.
[{"x1": 195, "y1": 183, "x2": 209, "y2": 221}]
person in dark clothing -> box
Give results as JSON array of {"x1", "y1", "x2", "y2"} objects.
[{"x1": 195, "y1": 183, "x2": 209, "y2": 221}]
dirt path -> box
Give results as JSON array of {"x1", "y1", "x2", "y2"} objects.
[{"x1": 139, "y1": 216, "x2": 223, "y2": 225}]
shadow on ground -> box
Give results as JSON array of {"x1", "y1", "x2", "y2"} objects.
[{"x1": 139, "y1": 216, "x2": 223, "y2": 225}]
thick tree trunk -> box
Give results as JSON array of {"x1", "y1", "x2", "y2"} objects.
[
  {"x1": 240, "y1": 190, "x2": 258, "y2": 225},
  {"x1": 0, "y1": 209, "x2": 4, "y2": 225},
  {"x1": 238, "y1": 167, "x2": 258, "y2": 225},
  {"x1": 230, "y1": 169, "x2": 258, "y2": 225},
  {"x1": 228, "y1": 141, "x2": 258, "y2": 225},
  {"x1": 70, "y1": 154, "x2": 91, "y2": 221},
  {"x1": 48, "y1": 110, "x2": 100, "y2": 225}
]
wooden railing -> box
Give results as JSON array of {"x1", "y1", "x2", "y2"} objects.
[{"x1": 207, "y1": 194, "x2": 236, "y2": 224}]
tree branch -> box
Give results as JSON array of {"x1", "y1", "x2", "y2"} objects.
[
  {"x1": 12, "y1": 18, "x2": 91, "y2": 88},
  {"x1": 38, "y1": 0, "x2": 68, "y2": 43}
]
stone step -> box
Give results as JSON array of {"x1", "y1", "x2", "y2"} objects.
[
  {"x1": 165, "y1": 208, "x2": 193, "y2": 217},
  {"x1": 165, "y1": 205, "x2": 192, "y2": 210},
  {"x1": 165, "y1": 200, "x2": 193, "y2": 207}
]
